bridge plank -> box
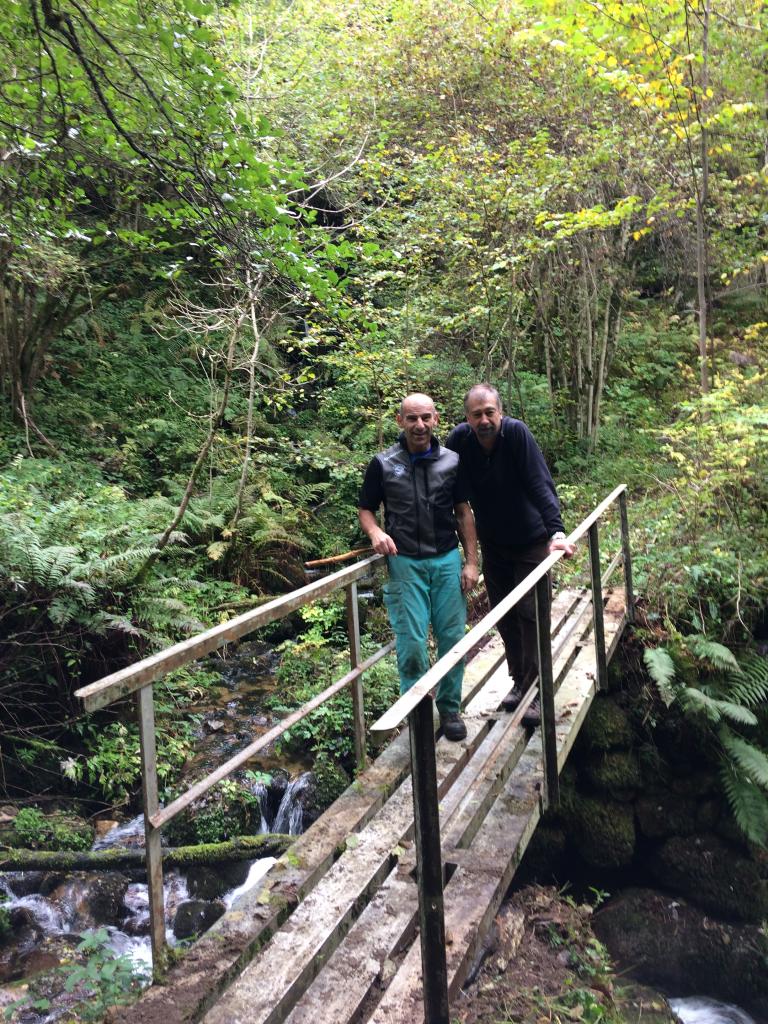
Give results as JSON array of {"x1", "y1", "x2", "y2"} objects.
[
  {"x1": 282, "y1": 869, "x2": 418, "y2": 1024},
  {"x1": 363, "y1": 593, "x2": 626, "y2": 1024},
  {"x1": 201, "y1": 683, "x2": 508, "y2": 1024},
  {"x1": 367, "y1": 748, "x2": 544, "y2": 1023}
]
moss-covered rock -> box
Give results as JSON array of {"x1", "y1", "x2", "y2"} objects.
[
  {"x1": 582, "y1": 750, "x2": 642, "y2": 800},
  {"x1": 648, "y1": 833, "x2": 768, "y2": 923},
  {"x1": 518, "y1": 823, "x2": 567, "y2": 881},
  {"x1": 8, "y1": 808, "x2": 93, "y2": 852},
  {"x1": 593, "y1": 887, "x2": 768, "y2": 1020},
  {"x1": 311, "y1": 753, "x2": 350, "y2": 811},
  {"x1": 635, "y1": 792, "x2": 698, "y2": 839},
  {"x1": 566, "y1": 794, "x2": 636, "y2": 868},
  {"x1": 580, "y1": 698, "x2": 634, "y2": 752}
]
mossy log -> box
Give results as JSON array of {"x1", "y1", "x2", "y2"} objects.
[{"x1": 0, "y1": 833, "x2": 293, "y2": 872}]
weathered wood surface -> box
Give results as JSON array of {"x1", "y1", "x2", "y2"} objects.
[
  {"x1": 280, "y1": 589, "x2": 626, "y2": 1019},
  {"x1": 76, "y1": 553, "x2": 385, "y2": 711},
  {"x1": 122, "y1": 585, "x2": 627, "y2": 1024}
]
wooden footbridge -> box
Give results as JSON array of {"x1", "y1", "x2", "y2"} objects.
[{"x1": 76, "y1": 485, "x2": 634, "y2": 1024}]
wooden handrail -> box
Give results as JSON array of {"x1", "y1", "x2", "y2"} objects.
[
  {"x1": 369, "y1": 484, "x2": 627, "y2": 735},
  {"x1": 75, "y1": 553, "x2": 385, "y2": 712}
]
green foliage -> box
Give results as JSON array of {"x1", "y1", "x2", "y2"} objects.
[
  {"x1": 4, "y1": 928, "x2": 146, "y2": 1022},
  {"x1": 11, "y1": 808, "x2": 93, "y2": 852},
  {"x1": 634, "y1": 369, "x2": 768, "y2": 637},
  {"x1": 644, "y1": 634, "x2": 768, "y2": 845},
  {"x1": 164, "y1": 777, "x2": 263, "y2": 846},
  {"x1": 270, "y1": 634, "x2": 399, "y2": 771},
  {"x1": 64, "y1": 718, "x2": 196, "y2": 807}
]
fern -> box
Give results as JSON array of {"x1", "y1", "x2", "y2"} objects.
[
  {"x1": 685, "y1": 635, "x2": 741, "y2": 673},
  {"x1": 728, "y1": 654, "x2": 768, "y2": 708},
  {"x1": 719, "y1": 762, "x2": 768, "y2": 846},
  {"x1": 720, "y1": 728, "x2": 768, "y2": 788},
  {"x1": 643, "y1": 647, "x2": 677, "y2": 707}
]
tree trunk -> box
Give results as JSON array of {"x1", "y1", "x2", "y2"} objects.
[{"x1": 0, "y1": 832, "x2": 293, "y2": 872}]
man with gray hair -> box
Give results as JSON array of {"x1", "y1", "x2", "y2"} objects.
[
  {"x1": 446, "y1": 384, "x2": 575, "y2": 724},
  {"x1": 358, "y1": 393, "x2": 479, "y2": 742}
]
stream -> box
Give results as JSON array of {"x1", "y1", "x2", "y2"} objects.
[
  {"x1": 671, "y1": 998, "x2": 757, "y2": 1024},
  {"x1": 0, "y1": 638, "x2": 316, "y2": 1019}
]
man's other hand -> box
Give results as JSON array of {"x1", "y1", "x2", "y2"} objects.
[
  {"x1": 548, "y1": 537, "x2": 576, "y2": 559},
  {"x1": 461, "y1": 562, "x2": 479, "y2": 593},
  {"x1": 369, "y1": 528, "x2": 398, "y2": 556}
]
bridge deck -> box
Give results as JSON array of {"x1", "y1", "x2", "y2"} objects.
[{"x1": 124, "y1": 585, "x2": 626, "y2": 1024}]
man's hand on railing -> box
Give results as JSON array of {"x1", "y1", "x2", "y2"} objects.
[{"x1": 548, "y1": 535, "x2": 576, "y2": 559}]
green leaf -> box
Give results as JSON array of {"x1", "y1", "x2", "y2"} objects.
[
  {"x1": 720, "y1": 730, "x2": 768, "y2": 789},
  {"x1": 686, "y1": 636, "x2": 740, "y2": 672},
  {"x1": 643, "y1": 647, "x2": 677, "y2": 706}
]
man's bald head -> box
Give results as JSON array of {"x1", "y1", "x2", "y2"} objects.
[
  {"x1": 397, "y1": 393, "x2": 439, "y2": 453},
  {"x1": 399, "y1": 392, "x2": 436, "y2": 417}
]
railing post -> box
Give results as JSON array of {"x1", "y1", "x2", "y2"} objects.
[
  {"x1": 535, "y1": 576, "x2": 559, "y2": 810},
  {"x1": 588, "y1": 523, "x2": 608, "y2": 691},
  {"x1": 137, "y1": 686, "x2": 166, "y2": 976},
  {"x1": 618, "y1": 490, "x2": 635, "y2": 624},
  {"x1": 345, "y1": 581, "x2": 367, "y2": 771},
  {"x1": 409, "y1": 695, "x2": 449, "y2": 1024}
]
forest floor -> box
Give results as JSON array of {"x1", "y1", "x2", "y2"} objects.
[{"x1": 455, "y1": 885, "x2": 676, "y2": 1024}]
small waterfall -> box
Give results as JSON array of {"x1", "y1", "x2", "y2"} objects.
[
  {"x1": 4, "y1": 893, "x2": 70, "y2": 935},
  {"x1": 91, "y1": 813, "x2": 145, "y2": 850},
  {"x1": 245, "y1": 778, "x2": 271, "y2": 833},
  {"x1": 271, "y1": 772, "x2": 312, "y2": 835},
  {"x1": 670, "y1": 998, "x2": 756, "y2": 1024},
  {"x1": 224, "y1": 857, "x2": 276, "y2": 909}
]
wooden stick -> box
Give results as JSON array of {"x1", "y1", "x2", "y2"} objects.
[{"x1": 305, "y1": 547, "x2": 373, "y2": 568}]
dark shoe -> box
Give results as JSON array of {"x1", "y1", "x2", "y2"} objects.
[
  {"x1": 522, "y1": 696, "x2": 540, "y2": 728},
  {"x1": 501, "y1": 685, "x2": 523, "y2": 713},
  {"x1": 440, "y1": 712, "x2": 467, "y2": 742}
]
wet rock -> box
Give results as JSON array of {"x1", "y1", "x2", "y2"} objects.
[
  {"x1": 593, "y1": 887, "x2": 768, "y2": 1020},
  {"x1": 173, "y1": 899, "x2": 226, "y2": 939},
  {"x1": 566, "y1": 794, "x2": 636, "y2": 868},
  {"x1": 579, "y1": 697, "x2": 634, "y2": 751},
  {"x1": 186, "y1": 861, "x2": 251, "y2": 901},
  {"x1": 614, "y1": 982, "x2": 678, "y2": 1024},
  {"x1": 94, "y1": 819, "x2": 120, "y2": 840},
  {"x1": 83, "y1": 873, "x2": 131, "y2": 925},
  {"x1": 648, "y1": 833, "x2": 768, "y2": 923},
  {"x1": 583, "y1": 750, "x2": 642, "y2": 800},
  {"x1": 0, "y1": 933, "x2": 77, "y2": 984},
  {"x1": 47, "y1": 872, "x2": 130, "y2": 929},
  {"x1": 205, "y1": 719, "x2": 225, "y2": 733},
  {"x1": 518, "y1": 823, "x2": 567, "y2": 880},
  {"x1": 3, "y1": 873, "x2": 45, "y2": 898},
  {"x1": 636, "y1": 792, "x2": 698, "y2": 839}
]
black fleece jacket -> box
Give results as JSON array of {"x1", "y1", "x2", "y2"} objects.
[{"x1": 445, "y1": 417, "x2": 564, "y2": 548}]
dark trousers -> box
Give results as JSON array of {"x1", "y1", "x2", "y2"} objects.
[{"x1": 481, "y1": 538, "x2": 551, "y2": 688}]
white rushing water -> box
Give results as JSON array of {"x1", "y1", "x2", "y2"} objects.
[{"x1": 670, "y1": 997, "x2": 757, "y2": 1024}]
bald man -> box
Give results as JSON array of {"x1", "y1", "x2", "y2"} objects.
[{"x1": 358, "y1": 393, "x2": 479, "y2": 741}]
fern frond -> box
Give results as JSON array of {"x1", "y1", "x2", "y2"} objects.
[
  {"x1": 720, "y1": 763, "x2": 768, "y2": 845},
  {"x1": 729, "y1": 655, "x2": 768, "y2": 708},
  {"x1": 720, "y1": 728, "x2": 768, "y2": 788},
  {"x1": 643, "y1": 647, "x2": 677, "y2": 707},
  {"x1": 719, "y1": 762, "x2": 768, "y2": 846},
  {"x1": 686, "y1": 635, "x2": 740, "y2": 673},
  {"x1": 679, "y1": 687, "x2": 723, "y2": 723}
]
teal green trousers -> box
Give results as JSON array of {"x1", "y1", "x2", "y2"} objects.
[{"x1": 383, "y1": 547, "x2": 466, "y2": 715}]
